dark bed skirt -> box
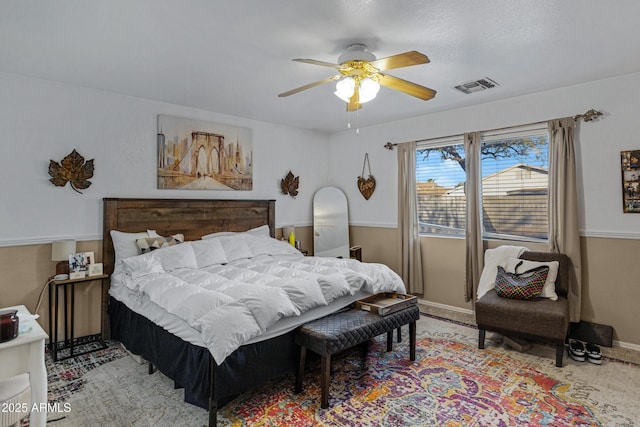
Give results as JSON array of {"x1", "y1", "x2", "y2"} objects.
[{"x1": 109, "y1": 297, "x2": 299, "y2": 409}]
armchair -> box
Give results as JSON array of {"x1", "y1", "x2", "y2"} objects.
[{"x1": 475, "y1": 251, "x2": 571, "y2": 367}]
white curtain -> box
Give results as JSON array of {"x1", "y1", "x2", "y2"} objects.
[
  {"x1": 397, "y1": 142, "x2": 424, "y2": 294},
  {"x1": 464, "y1": 132, "x2": 484, "y2": 303},
  {"x1": 548, "y1": 118, "x2": 582, "y2": 322}
]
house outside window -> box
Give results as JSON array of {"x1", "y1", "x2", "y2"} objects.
[{"x1": 416, "y1": 125, "x2": 549, "y2": 242}]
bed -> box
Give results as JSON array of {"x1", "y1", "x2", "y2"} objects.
[{"x1": 101, "y1": 198, "x2": 405, "y2": 426}]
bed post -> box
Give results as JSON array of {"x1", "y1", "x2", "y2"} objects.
[{"x1": 209, "y1": 355, "x2": 217, "y2": 427}]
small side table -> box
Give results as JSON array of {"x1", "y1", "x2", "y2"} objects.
[
  {"x1": 0, "y1": 305, "x2": 48, "y2": 427},
  {"x1": 349, "y1": 246, "x2": 362, "y2": 261},
  {"x1": 48, "y1": 274, "x2": 109, "y2": 362}
]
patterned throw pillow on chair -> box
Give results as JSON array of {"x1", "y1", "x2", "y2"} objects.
[
  {"x1": 494, "y1": 264, "x2": 549, "y2": 300},
  {"x1": 136, "y1": 234, "x2": 185, "y2": 254}
]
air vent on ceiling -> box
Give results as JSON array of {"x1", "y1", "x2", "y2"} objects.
[{"x1": 454, "y1": 77, "x2": 499, "y2": 94}]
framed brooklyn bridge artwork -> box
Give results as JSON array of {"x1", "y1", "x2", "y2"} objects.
[{"x1": 157, "y1": 115, "x2": 253, "y2": 190}]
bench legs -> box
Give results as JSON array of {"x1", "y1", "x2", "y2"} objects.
[
  {"x1": 388, "y1": 326, "x2": 404, "y2": 348},
  {"x1": 320, "y1": 355, "x2": 331, "y2": 409},
  {"x1": 409, "y1": 320, "x2": 416, "y2": 361},
  {"x1": 295, "y1": 346, "x2": 306, "y2": 393},
  {"x1": 296, "y1": 321, "x2": 418, "y2": 409},
  {"x1": 295, "y1": 346, "x2": 330, "y2": 408},
  {"x1": 387, "y1": 323, "x2": 416, "y2": 360}
]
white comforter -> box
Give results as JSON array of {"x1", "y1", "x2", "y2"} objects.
[{"x1": 116, "y1": 234, "x2": 405, "y2": 364}]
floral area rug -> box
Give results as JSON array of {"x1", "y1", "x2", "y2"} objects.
[
  {"x1": 220, "y1": 334, "x2": 638, "y2": 426},
  {"x1": 25, "y1": 315, "x2": 640, "y2": 426}
]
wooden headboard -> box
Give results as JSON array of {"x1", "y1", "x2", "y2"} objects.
[{"x1": 101, "y1": 197, "x2": 276, "y2": 337}]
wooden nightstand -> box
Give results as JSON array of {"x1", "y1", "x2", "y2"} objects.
[
  {"x1": 349, "y1": 246, "x2": 362, "y2": 261},
  {"x1": 48, "y1": 274, "x2": 109, "y2": 362}
]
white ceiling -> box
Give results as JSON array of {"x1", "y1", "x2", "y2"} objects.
[{"x1": 2, "y1": 1, "x2": 640, "y2": 133}]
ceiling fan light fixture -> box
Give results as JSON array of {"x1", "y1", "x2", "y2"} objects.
[
  {"x1": 358, "y1": 78, "x2": 380, "y2": 103},
  {"x1": 334, "y1": 77, "x2": 355, "y2": 102}
]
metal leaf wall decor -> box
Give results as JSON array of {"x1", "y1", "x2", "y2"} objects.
[
  {"x1": 48, "y1": 149, "x2": 95, "y2": 194},
  {"x1": 281, "y1": 170, "x2": 299, "y2": 198}
]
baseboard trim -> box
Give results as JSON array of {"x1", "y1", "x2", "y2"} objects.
[
  {"x1": 417, "y1": 299, "x2": 474, "y2": 316},
  {"x1": 613, "y1": 340, "x2": 640, "y2": 352}
]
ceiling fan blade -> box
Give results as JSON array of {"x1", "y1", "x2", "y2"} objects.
[
  {"x1": 292, "y1": 58, "x2": 340, "y2": 68},
  {"x1": 378, "y1": 73, "x2": 437, "y2": 100},
  {"x1": 278, "y1": 75, "x2": 340, "y2": 97},
  {"x1": 347, "y1": 91, "x2": 361, "y2": 111},
  {"x1": 369, "y1": 51, "x2": 430, "y2": 71}
]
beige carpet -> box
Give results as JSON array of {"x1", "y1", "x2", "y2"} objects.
[{"x1": 42, "y1": 312, "x2": 640, "y2": 426}]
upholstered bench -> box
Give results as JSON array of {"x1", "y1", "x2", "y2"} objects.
[{"x1": 294, "y1": 305, "x2": 420, "y2": 408}]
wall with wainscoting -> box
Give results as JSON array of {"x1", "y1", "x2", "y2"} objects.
[
  {"x1": 333, "y1": 72, "x2": 640, "y2": 348},
  {"x1": 0, "y1": 71, "x2": 329, "y2": 337}
]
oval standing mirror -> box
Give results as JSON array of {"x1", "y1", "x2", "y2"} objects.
[{"x1": 313, "y1": 187, "x2": 349, "y2": 258}]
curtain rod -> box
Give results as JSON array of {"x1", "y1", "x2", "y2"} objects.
[{"x1": 383, "y1": 108, "x2": 603, "y2": 150}]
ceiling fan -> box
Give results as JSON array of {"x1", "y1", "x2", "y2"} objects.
[{"x1": 278, "y1": 43, "x2": 436, "y2": 111}]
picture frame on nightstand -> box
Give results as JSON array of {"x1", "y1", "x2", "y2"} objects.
[
  {"x1": 88, "y1": 263, "x2": 103, "y2": 276},
  {"x1": 84, "y1": 251, "x2": 95, "y2": 264},
  {"x1": 69, "y1": 252, "x2": 88, "y2": 279}
]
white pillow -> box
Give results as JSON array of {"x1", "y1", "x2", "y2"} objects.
[
  {"x1": 152, "y1": 243, "x2": 198, "y2": 271},
  {"x1": 191, "y1": 239, "x2": 228, "y2": 268},
  {"x1": 110, "y1": 230, "x2": 151, "y2": 274},
  {"x1": 243, "y1": 234, "x2": 301, "y2": 257},
  {"x1": 502, "y1": 257, "x2": 559, "y2": 300},
  {"x1": 244, "y1": 224, "x2": 271, "y2": 237},
  {"x1": 201, "y1": 231, "x2": 236, "y2": 239},
  {"x1": 121, "y1": 252, "x2": 165, "y2": 280},
  {"x1": 201, "y1": 224, "x2": 271, "y2": 240},
  {"x1": 111, "y1": 230, "x2": 149, "y2": 260}
]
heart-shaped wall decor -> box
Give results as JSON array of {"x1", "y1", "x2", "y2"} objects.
[
  {"x1": 357, "y1": 175, "x2": 376, "y2": 200},
  {"x1": 357, "y1": 153, "x2": 376, "y2": 200}
]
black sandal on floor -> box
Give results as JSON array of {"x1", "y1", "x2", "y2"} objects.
[
  {"x1": 586, "y1": 343, "x2": 602, "y2": 365},
  {"x1": 568, "y1": 340, "x2": 586, "y2": 362}
]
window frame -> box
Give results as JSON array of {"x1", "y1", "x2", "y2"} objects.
[
  {"x1": 415, "y1": 135, "x2": 466, "y2": 238},
  {"x1": 415, "y1": 125, "x2": 550, "y2": 243}
]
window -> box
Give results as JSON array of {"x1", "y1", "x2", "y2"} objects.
[
  {"x1": 480, "y1": 126, "x2": 548, "y2": 240},
  {"x1": 416, "y1": 125, "x2": 549, "y2": 242},
  {"x1": 416, "y1": 136, "x2": 466, "y2": 236}
]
